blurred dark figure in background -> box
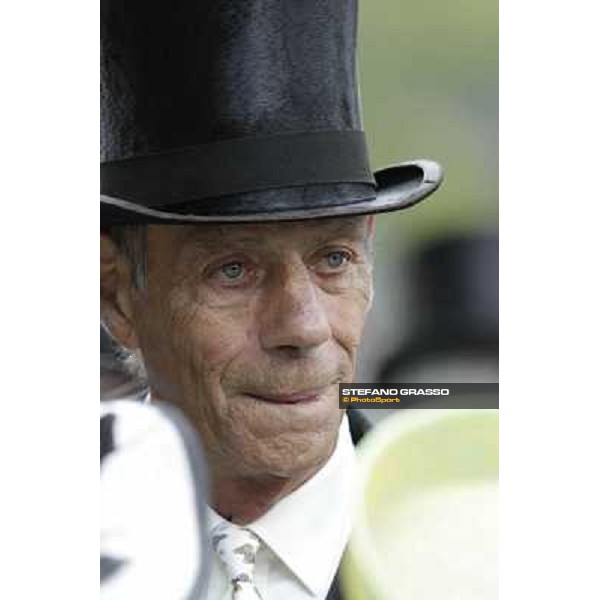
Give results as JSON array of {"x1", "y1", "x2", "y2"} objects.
[{"x1": 378, "y1": 233, "x2": 498, "y2": 386}]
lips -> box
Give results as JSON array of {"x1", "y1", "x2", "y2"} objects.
[{"x1": 244, "y1": 387, "x2": 329, "y2": 404}]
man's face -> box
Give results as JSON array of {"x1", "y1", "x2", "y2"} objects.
[{"x1": 127, "y1": 216, "x2": 374, "y2": 481}]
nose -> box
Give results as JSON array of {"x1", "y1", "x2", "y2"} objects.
[{"x1": 259, "y1": 263, "x2": 331, "y2": 355}]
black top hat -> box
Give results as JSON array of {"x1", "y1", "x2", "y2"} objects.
[{"x1": 101, "y1": 0, "x2": 442, "y2": 225}]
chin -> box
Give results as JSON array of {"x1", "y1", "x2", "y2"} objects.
[{"x1": 231, "y1": 416, "x2": 342, "y2": 480}]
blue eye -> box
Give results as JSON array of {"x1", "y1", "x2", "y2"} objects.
[
  {"x1": 326, "y1": 251, "x2": 349, "y2": 269},
  {"x1": 220, "y1": 262, "x2": 244, "y2": 280}
]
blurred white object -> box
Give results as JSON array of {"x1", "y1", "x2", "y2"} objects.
[
  {"x1": 101, "y1": 400, "x2": 210, "y2": 599},
  {"x1": 342, "y1": 409, "x2": 498, "y2": 600}
]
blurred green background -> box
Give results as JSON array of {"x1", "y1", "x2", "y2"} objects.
[
  {"x1": 356, "y1": 0, "x2": 498, "y2": 384},
  {"x1": 359, "y1": 0, "x2": 498, "y2": 256}
]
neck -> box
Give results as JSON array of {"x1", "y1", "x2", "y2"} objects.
[{"x1": 209, "y1": 460, "x2": 327, "y2": 525}]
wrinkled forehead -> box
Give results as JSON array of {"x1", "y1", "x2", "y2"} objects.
[{"x1": 146, "y1": 215, "x2": 372, "y2": 256}]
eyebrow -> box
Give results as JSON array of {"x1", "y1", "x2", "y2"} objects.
[{"x1": 176, "y1": 216, "x2": 372, "y2": 264}]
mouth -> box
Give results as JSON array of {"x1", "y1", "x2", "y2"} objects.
[{"x1": 244, "y1": 386, "x2": 329, "y2": 405}]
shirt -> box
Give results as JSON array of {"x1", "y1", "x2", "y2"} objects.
[{"x1": 203, "y1": 416, "x2": 356, "y2": 600}]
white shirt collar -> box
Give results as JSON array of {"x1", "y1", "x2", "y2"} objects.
[{"x1": 207, "y1": 415, "x2": 356, "y2": 597}]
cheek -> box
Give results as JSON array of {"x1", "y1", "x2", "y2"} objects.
[
  {"x1": 328, "y1": 268, "x2": 373, "y2": 351},
  {"x1": 168, "y1": 289, "x2": 258, "y2": 385},
  {"x1": 133, "y1": 284, "x2": 210, "y2": 388}
]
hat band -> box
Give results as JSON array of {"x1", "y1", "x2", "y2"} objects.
[{"x1": 101, "y1": 130, "x2": 375, "y2": 207}]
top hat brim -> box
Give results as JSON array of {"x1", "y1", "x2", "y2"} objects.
[{"x1": 100, "y1": 160, "x2": 443, "y2": 225}]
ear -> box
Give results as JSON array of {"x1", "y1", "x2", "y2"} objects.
[{"x1": 100, "y1": 232, "x2": 140, "y2": 350}]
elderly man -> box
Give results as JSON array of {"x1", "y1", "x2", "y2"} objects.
[{"x1": 100, "y1": 0, "x2": 441, "y2": 598}]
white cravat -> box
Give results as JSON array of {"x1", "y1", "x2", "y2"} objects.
[{"x1": 211, "y1": 521, "x2": 264, "y2": 600}]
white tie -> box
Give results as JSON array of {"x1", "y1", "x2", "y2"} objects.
[{"x1": 211, "y1": 521, "x2": 263, "y2": 600}]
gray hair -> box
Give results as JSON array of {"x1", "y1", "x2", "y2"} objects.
[
  {"x1": 103, "y1": 225, "x2": 149, "y2": 388},
  {"x1": 108, "y1": 225, "x2": 148, "y2": 289}
]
